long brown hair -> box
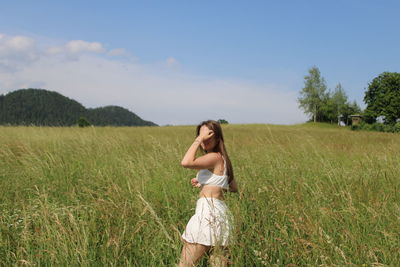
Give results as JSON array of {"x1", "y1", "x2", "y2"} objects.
[{"x1": 196, "y1": 120, "x2": 234, "y2": 184}]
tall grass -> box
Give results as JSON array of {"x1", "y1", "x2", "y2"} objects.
[{"x1": 0, "y1": 124, "x2": 399, "y2": 266}]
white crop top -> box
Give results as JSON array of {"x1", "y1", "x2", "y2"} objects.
[{"x1": 196, "y1": 156, "x2": 229, "y2": 190}]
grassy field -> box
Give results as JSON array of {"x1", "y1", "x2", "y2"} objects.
[{"x1": 0, "y1": 124, "x2": 399, "y2": 266}]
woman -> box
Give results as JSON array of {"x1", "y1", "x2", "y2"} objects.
[{"x1": 179, "y1": 120, "x2": 238, "y2": 267}]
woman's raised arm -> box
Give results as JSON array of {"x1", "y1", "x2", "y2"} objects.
[
  {"x1": 181, "y1": 152, "x2": 220, "y2": 170},
  {"x1": 180, "y1": 128, "x2": 217, "y2": 169}
]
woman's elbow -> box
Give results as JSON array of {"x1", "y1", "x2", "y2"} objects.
[{"x1": 180, "y1": 160, "x2": 191, "y2": 168}]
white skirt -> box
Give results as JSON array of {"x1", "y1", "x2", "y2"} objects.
[{"x1": 181, "y1": 197, "x2": 232, "y2": 246}]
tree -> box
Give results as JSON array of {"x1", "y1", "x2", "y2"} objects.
[
  {"x1": 319, "y1": 91, "x2": 335, "y2": 123},
  {"x1": 77, "y1": 116, "x2": 91, "y2": 127},
  {"x1": 217, "y1": 119, "x2": 228, "y2": 124},
  {"x1": 298, "y1": 66, "x2": 328, "y2": 122},
  {"x1": 331, "y1": 83, "x2": 348, "y2": 124},
  {"x1": 364, "y1": 72, "x2": 400, "y2": 124}
]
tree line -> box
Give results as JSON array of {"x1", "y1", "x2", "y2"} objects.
[
  {"x1": 298, "y1": 66, "x2": 400, "y2": 127},
  {"x1": 298, "y1": 66, "x2": 361, "y2": 125}
]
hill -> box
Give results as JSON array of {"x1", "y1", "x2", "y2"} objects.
[
  {"x1": 0, "y1": 88, "x2": 157, "y2": 126},
  {"x1": 86, "y1": 106, "x2": 157, "y2": 126}
]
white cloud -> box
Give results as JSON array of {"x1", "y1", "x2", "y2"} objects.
[
  {"x1": 46, "y1": 46, "x2": 64, "y2": 55},
  {"x1": 108, "y1": 48, "x2": 128, "y2": 57},
  {"x1": 46, "y1": 40, "x2": 105, "y2": 58},
  {"x1": 0, "y1": 35, "x2": 39, "y2": 71},
  {"x1": 7, "y1": 36, "x2": 35, "y2": 51},
  {"x1": 65, "y1": 40, "x2": 105, "y2": 54},
  {"x1": 166, "y1": 57, "x2": 178, "y2": 67},
  {"x1": 0, "y1": 33, "x2": 307, "y2": 125}
]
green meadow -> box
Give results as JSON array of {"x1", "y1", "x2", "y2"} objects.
[{"x1": 0, "y1": 124, "x2": 399, "y2": 266}]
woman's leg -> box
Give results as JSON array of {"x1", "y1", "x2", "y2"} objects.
[{"x1": 178, "y1": 241, "x2": 210, "y2": 267}]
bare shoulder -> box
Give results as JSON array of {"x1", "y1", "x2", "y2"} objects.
[
  {"x1": 206, "y1": 152, "x2": 223, "y2": 162},
  {"x1": 200, "y1": 152, "x2": 222, "y2": 163},
  {"x1": 207, "y1": 152, "x2": 224, "y2": 171}
]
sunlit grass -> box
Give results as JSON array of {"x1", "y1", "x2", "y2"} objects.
[{"x1": 0, "y1": 124, "x2": 399, "y2": 266}]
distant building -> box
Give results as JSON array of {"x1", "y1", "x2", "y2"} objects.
[{"x1": 350, "y1": 114, "x2": 363, "y2": 126}]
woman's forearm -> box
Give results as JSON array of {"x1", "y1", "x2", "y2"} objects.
[{"x1": 180, "y1": 138, "x2": 202, "y2": 167}]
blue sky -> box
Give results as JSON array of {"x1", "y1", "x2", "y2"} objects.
[{"x1": 1, "y1": 1, "x2": 399, "y2": 125}]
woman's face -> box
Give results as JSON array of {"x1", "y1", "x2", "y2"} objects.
[{"x1": 199, "y1": 125, "x2": 217, "y2": 151}]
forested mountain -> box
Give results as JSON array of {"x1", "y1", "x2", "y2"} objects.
[
  {"x1": 0, "y1": 88, "x2": 157, "y2": 126},
  {"x1": 86, "y1": 106, "x2": 156, "y2": 126}
]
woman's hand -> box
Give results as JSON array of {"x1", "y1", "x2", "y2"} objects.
[
  {"x1": 198, "y1": 127, "x2": 214, "y2": 141},
  {"x1": 181, "y1": 125, "x2": 218, "y2": 170},
  {"x1": 191, "y1": 178, "x2": 201, "y2": 188}
]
